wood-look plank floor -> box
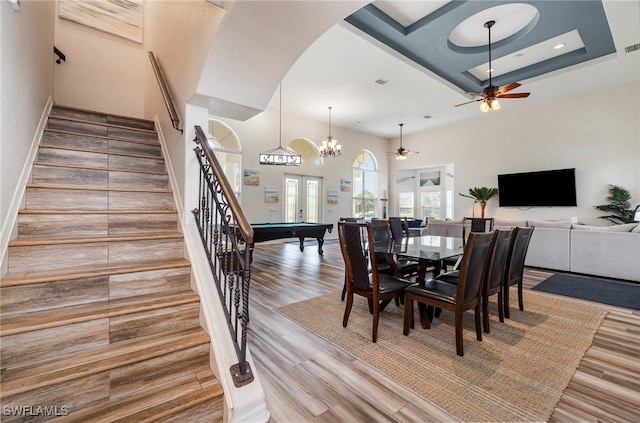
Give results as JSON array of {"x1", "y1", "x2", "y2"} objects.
[{"x1": 247, "y1": 240, "x2": 640, "y2": 423}]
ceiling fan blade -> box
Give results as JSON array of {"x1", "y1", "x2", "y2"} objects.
[
  {"x1": 497, "y1": 92, "x2": 530, "y2": 99},
  {"x1": 464, "y1": 91, "x2": 484, "y2": 98},
  {"x1": 496, "y1": 82, "x2": 521, "y2": 95},
  {"x1": 455, "y1": 98, "x2": 483, "y2": 107}
]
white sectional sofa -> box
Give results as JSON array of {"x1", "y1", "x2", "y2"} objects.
[{"x1": 423, "y1": 218, "x2": 640, "y2": 282}]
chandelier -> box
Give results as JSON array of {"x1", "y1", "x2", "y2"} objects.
[{"x1": 320, "y1": 106, "x2": 341, "y2": 158}]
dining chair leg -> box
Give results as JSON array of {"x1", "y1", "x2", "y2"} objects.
[
  {"x1": 475, "y1": 304, "x2": 482, "y2": 342},
  {"x1": 455, "y1": 312, "x2": 464, "y2": 356},
  {"x1": 497, "y1": 291, "x2": 505, "y2": 323},
  {"x1": 341, "y1": 273, "x2": 347, "y2": 301},
  {"x1": 403, "y1": 297, "x2": 414, "y2": 335},
  {"x1": 343, "y1": 293, "x2": 354, "y2": 328},
  {"x1": 482, "y1": 294, "x2": 491, "y2": 334},
  {"x1": 517, "y1": 282, "x2": 524, "y2": 311},
  {"x1": 372, "y1": 299, "x2": 380, "y2": 343},
  {"x1": 504, "y1": 286, "x2": 511, "y2": 319}
]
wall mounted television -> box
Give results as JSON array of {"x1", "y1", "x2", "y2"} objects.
[{"x1": 497, "y1": 168, "x2": 577, "y2": 207}]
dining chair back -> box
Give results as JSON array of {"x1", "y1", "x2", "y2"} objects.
[
  {"x1": 403, "y1": 231, "x2": 495, "y2": 356},
  {"x1": 387, "y1": 217, "x2": 420, "y2": 278},
  {"x1": 481, "y1": 229, "x2": 513, "y2": 332},
  {"x1": 339, "y1": 217, "x2": 366, "y2": 300},
  {"x1": 389, "y1": 217, "x2": 407, "y2": 240},
  {"x1": 338, "y1": 221, "x2": 413, "y2": 342},
  {"x1": 503, "y1": 226, "x2": 535, "y2": 318}
]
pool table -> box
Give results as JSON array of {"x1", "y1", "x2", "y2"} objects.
[{"x1": 250, "y1": 222, "x2": 334, "y2": 255}]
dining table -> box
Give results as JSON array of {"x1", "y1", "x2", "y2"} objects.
[
  {"x1": 374, "y1": 235, "x2": 465, "y2": 282},
  {"x1": 374, "y1": 235, "x2": 465, "y2": 328}
]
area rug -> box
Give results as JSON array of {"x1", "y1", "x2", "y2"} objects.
[
  {"x1": 532, "y1": 273, "x2": 640, "y2": 310},
  {"x1": 276, "y1": 290, "x2": 606, "y2": 422}
]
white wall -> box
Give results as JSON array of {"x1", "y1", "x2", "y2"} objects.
[
  {"x1": 391, "y1": 81, "x2": 640, "y2": 225},
  {"x1": 214, "y1": 106, "x2": 390, "y2": 226},
  {"x1": 144, "y1": 0, "x2": 224, "y2": 219},
  {"x1": 53, "y1": 7, "x2": 146, "y2": 117},
  {"x1": 1, "y1": 0, "x2": 55, "y2": 273}
]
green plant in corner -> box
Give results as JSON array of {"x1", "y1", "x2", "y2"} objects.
[
  {"x1": 595, "y1": 184, "x2": 640, "y2": 224},
  {"x1": 459, "y1": 187, "x2": 498, "y2": 218}
]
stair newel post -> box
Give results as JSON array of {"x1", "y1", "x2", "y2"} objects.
[{"x1": 192, "y1": 126, "x2": 255, "y2": 387}]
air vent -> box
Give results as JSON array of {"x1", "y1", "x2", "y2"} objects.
[
  {"x1": 374, "y1": 79, "x2": 389, "y2": 85},
  {"x1": 625, "y1": 43, "x2": 640, "y2": 54}
]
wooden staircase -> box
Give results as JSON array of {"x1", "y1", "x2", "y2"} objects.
[{"x1": 0, "y1": 106, "x2": 223, "y2": 422}]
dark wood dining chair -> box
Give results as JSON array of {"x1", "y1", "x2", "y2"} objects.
[
  {"x1": 403, "y1": 231, "x2": 495, "y2": 356},
  {"x1": 436, "y1": 229, "x2": 513, "y2": 333},
  {"x1": 339, "y1": 217, "x2": 366, "y2": 300},
  {"x1": 338, "y1": 221, "x2": 414, "y2": 342},
  {"x1": 443, "y1": 217, "x2": 495, "y2": 272},
  {"x1": 503, "y1": 226, "x2": 535, "y2": 318},
  {"x1": 389, "y1": 217, "x2": 420, "y2": 278}
]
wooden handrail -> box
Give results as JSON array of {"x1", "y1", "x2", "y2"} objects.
[
  {"x1": 53, "y1": 46, "x2": 66, "y2": 64},
  {"x1": 148, "y1": 51, "x2": 182, "y2": 133}
]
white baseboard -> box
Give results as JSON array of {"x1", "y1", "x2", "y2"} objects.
[{"x1": 0, "y1": 96, "x2": 54, "y2": 273}]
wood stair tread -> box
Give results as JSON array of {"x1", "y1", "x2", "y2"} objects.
[
  {"x1": 26, "y1": 182, "x2": 171, "y2": 193},
  {"x1": 51, "y1": 374, "x2": 223, "y2": 423},
  {"x1": 19, "y1": 209, "x2": 177, "y2": 215},
  {"x1": 33, "y1": 161, "x2": 167, "y2": 176},
  {"x1": 0, "y1": 327, "x2": 210, "y2": 398},
  {"x1": 8, "y1": 232, "x2": 183, "y2": 247},
  {"x1": 51, "y1": 105, "x2": 155, "y2": 130},
  {"x1": 0, "y1": 258, "x2": 191, "y2": 287},
  {"x1": 39, "y1": 143, "x2": 163, "y2": 160},
  {"x1": 0, "y1": 290, "x2": 200, "y2": 336},
  {"x1": 46, "y1": 118, "x2": 157, "y2": 136}
]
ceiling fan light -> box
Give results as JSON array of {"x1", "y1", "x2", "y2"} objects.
[
  {"x1": 480, "y1": 101, "x2": 490, "y2": 112},
  {"x1": 491, "y1": 99, "x2": 501, "y2": 110}
]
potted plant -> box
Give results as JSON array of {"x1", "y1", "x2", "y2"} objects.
[
  {"x1": 595, "y1": 184, "x2": 640, "y2": 224},
  {"x1": 459, "y1": 187, "x2": 498, "y2": 218}
]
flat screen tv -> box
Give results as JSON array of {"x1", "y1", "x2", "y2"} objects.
[{"x1": 497, "y1": 168, "x2": 577, "y2": 207}]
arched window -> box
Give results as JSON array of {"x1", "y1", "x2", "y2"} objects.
[
  {"x1": 352, "y1": 150, "x2": 379, "y2": 219},
  {"x1": 288, "y1": 138, "x2": 321, "y2": 165},
  {"x1": 207, "y1": 119, "x2": 241, "y2": 197}
]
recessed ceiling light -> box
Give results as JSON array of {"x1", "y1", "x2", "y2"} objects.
[
  {"x1": 423, "y1": 115, "x2": 432, "y2": 119},
  {"x1": 554, "y1": 43, "x2": 566, "y2": 49},
  {"x1": 374, "y1": 79, "x2": 389, "y2": 85}
]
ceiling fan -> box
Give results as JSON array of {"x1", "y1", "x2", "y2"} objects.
[
  {"x1": 390, "y1": 123, "x2": 419, "y2": 160},
  {"x1": 455, "y1": 20, "x2": 530, "y2": 111}
]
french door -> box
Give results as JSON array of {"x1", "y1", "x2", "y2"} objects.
[{"x1": 284, "y1": 174, "x2": 322, "y2": 223}]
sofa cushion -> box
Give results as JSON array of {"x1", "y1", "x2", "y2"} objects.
[
  {"x1": 572, "y1": 223, "x2": 638, "y2": 232},
  {"x1": 494, "y1": 219, "x2": 528, "y2": 229},
  {"x1": 570, "y1": 230, "x2": 640, "y2": 282},
  {"x1": 527, "y1": 219, "x2": 572, "y2": 229},
  {"x1": 525, "y1": 227, "x2": 570, "y2": 271}
]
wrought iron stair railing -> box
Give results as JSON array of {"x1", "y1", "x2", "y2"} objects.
[{"x1": 192, "y1": 125, "x2": 254, "y2": 387}]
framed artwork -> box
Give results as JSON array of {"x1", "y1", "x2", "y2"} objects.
[
  {"x1": 327, "y1": 190, "x2": 338, "y2": 204},
  {"x1": 420, "y1": 171, "x2": 441, "y2": 187},
  {"x1": 265, "y1": 186, "x2": 279, "y2": 203},
  {"x1": 58, "y1": 0, "x2": 144, "y2": 43},
  {"x1": 340, "y1": 178, "x2": 351, "y2": 192},
  {"x1": 243, "y1": 168, "x2": 259, "y2": 186}
]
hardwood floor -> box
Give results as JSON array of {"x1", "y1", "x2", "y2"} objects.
[{"x1": 247, "y1": 240, "x2": 640, "y2": 422}]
